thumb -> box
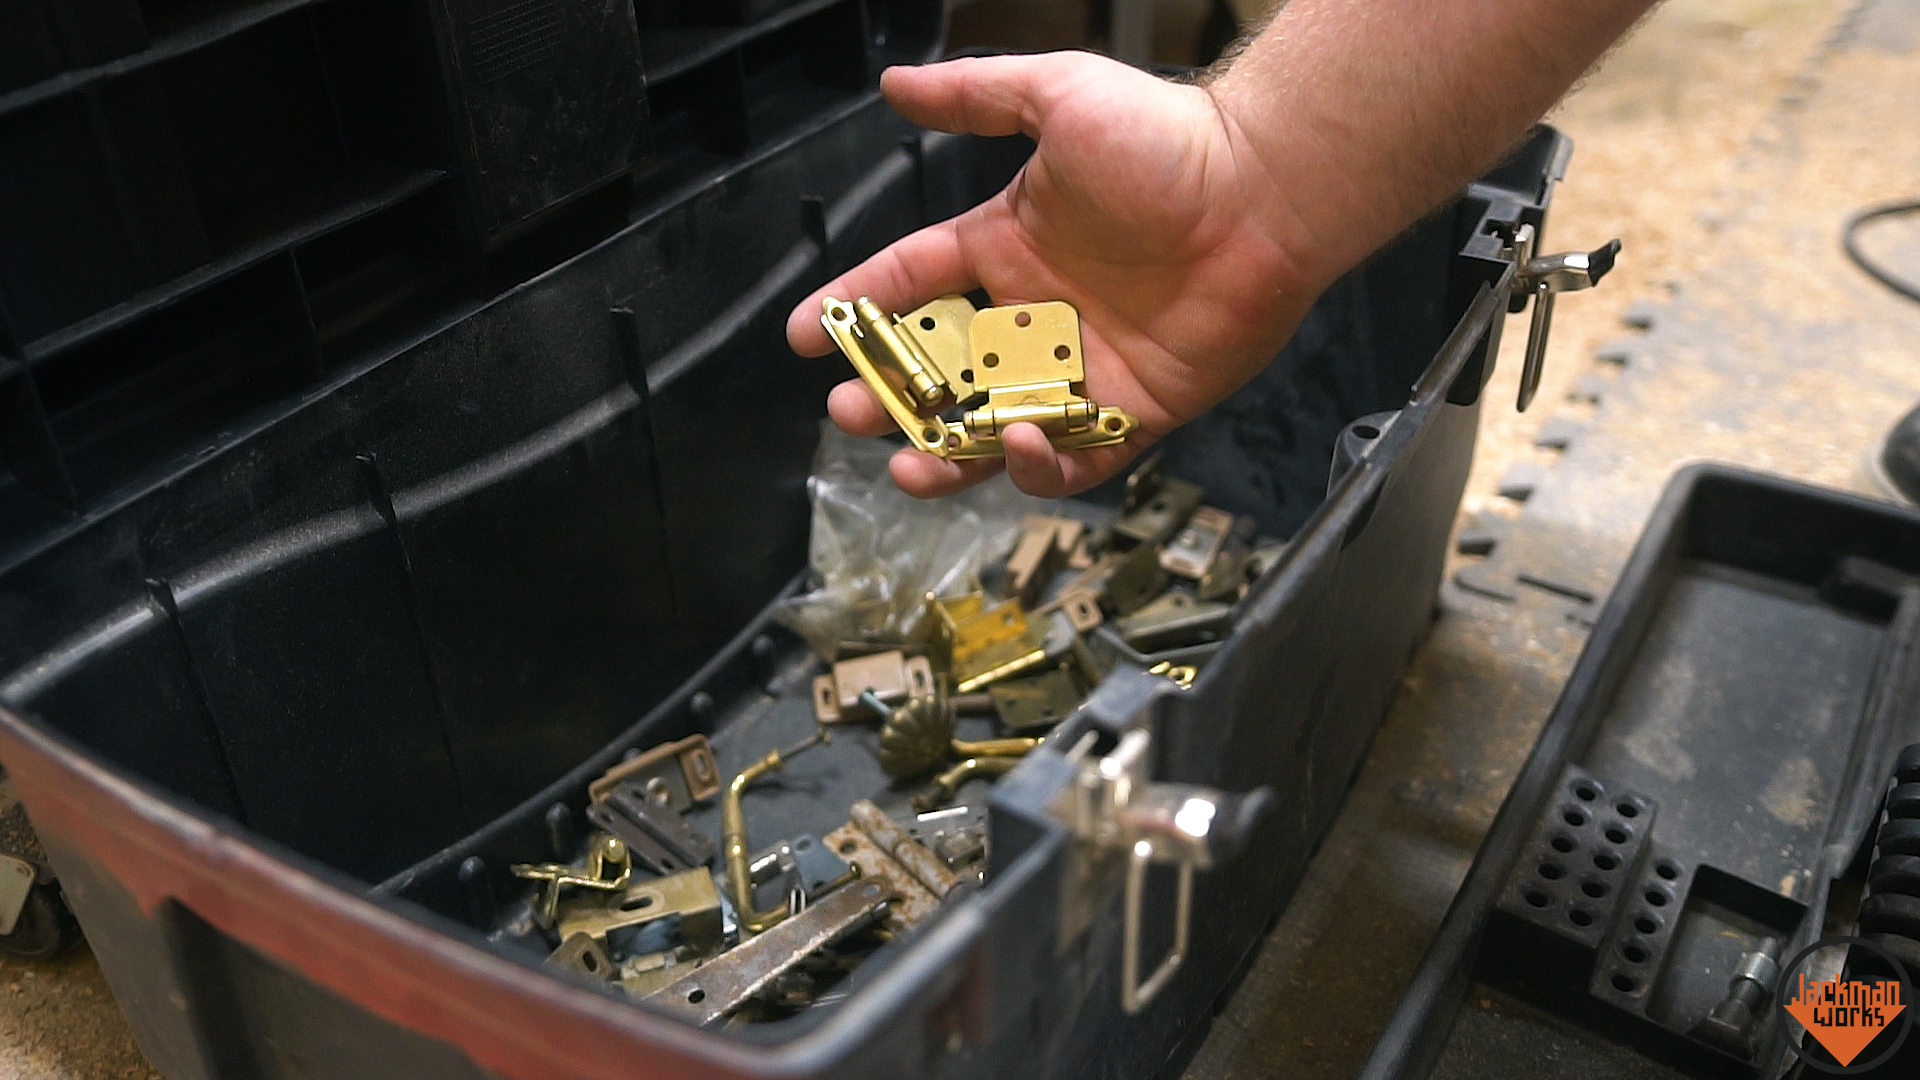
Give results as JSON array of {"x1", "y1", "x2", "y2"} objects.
[{"x1": 881, "y1": 52, "x2": 1109, "y2": 139}]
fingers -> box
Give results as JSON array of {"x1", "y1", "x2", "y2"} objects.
[
  {"x1": 835, "y1": 392, "x2": 1144, "y2": 497},
  {"x1": 787, "y1": 218, "x2": 978, "y2": 357},
  {"x1": 791, "y1": 51, "x2": 1123, "y2": 355},
  {"x1": 894, "y1": 423, "x2": 1153, "y2": 500},
  {"x1": 890, "y1": 448, "x2": 1005, "y2": 498},
  {"x1": 880, "y1": 53, "x2": 1108, "y2": 139},
  {"x1": 870, "y1": 422, "x2": 1148, "y2": 498},
  {"x1": 824, "y1": 384, "x2": 1008, "y2": 496},
  {"x1": 826, "y1": 380, "x2": 895, "y2": 438},
  {"x1": 1002, "y1": 423, "x2": 1067, "y2": 495},
  {"x1": 1001, "y1": 424, "x2": 1149, "y2": 497}
]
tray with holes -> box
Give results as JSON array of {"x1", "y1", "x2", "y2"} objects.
[
  {"x1": 1364, "y1": 466, "x2": 1920, "y2": 1079},
  {"x1": 1487, "y1": 766, "x2": 1663, "y2": 987}
]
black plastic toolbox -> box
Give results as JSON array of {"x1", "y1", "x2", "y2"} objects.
[
  {"x1": 0, "y1": 6, "x2": 1576, "y2": 1077},
  {"x1": 0, "y1": 0, "x2": 936, "y2": 453},
  {"x1": 1363, "y1": 466, "x2": 1920, "y2": 1079}
]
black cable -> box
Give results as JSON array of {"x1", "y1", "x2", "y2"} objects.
[{"x1": 1843, "y1": 199, "x2": 1920, "y2": 304}]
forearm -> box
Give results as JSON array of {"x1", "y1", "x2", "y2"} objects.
[{"x1": 1208, "y1": 0, "x2": 1656, "y2": 291}]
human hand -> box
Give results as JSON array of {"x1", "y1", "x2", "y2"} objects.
[{"x1": 785, "y1": 51, "x2": 1323, "y2": 499}]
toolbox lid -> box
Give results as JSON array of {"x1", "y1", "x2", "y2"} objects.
[
  {"x1": 1365, "y1": 465, "x2": 1920, "y2": 1078},
  {"x1": 0, "y1": 0, "x2": 944, "y2": 572}
]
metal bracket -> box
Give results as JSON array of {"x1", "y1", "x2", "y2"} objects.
[
  {"x1": 0, "y1": 855, "x2": 34, "y2": 936},
  {"x1": 928, "y1": 593, "x2": 1049, "y2": 693},
  {"x1": 1007, "y1": 515, "x2": 1086, "y2": 606},
  {"x1": 1196, "y1": 517, "x2": 1257, "y2": 602},
  {"x1": 1113, "y1": 591, "x2": 1233, "y2": 653},
  {"x1": 906, "y1": 805, "x2": 989, "y2": 875},
  {"x1": 1507, "y1": 226, "x2": 1622, "y2": 411},
  {"x1": 617, "y1": 949, "x2": 706, "y2": 999},
  {"x1": 1047, "y1": 542, "x2": 1168, "y2": 622},
  {"x1": 555, "y1": 865, "x2": 724, "y2": 950},
  {"x1": 1159, "y1": 506, "x2": 1233, "y2": 580},
  {"x1": 588, "y1": 735, "x2": 720, "y2": 809},
  {"x1": 822, "y1": 295, "x2": 1138, "y2": 459},
  {"x1": 1114, "y1": 453, "x2": 1204, "y2": 546},
  {"x1": 512, "y1": 834, "x2": 633, "y2": 925},
  {"x1": 650, "y1": 879, "x2": 891, "y2": 1025},
  {"x1": 988, "y1": 666, "x2": 1084, "y2": 733},
  {"x1": 546, "y1": 932, "x2": 616, "y2": 982},
  {"x1": 587, "y1": 782, "x2": 716, "y2": 874},
  {"x1": 747, "y1": 833, "x2": 854, "y2": 902},
  {"x1": 812, "y1": 650, "x2": 935, "y2": 724}
]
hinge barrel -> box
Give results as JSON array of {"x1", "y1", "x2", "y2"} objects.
[
  {"x1": 850, "y1": 297, "x2": 946, "y2": 408},
  {"x1": 964, "y1": 398, "x2": 1099, "y2": 439}
]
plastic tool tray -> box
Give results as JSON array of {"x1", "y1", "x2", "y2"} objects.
[
  {"x1": 1363, "y1": 465, "x2": 1920, "y2": 1080},
  {"x1": 0, "y1": 66, "x2": 1573, "y2": 1080}
]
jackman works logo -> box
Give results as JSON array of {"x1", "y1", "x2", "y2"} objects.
[{"x1": 1777, "y1": 936, "x2": 1914, "y2": 1073}]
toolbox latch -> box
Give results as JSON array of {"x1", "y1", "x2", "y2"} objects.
[
  {"x1": 1508, "y1": 225, "x2": 1623, "y2": 411},
  {"x1": 1051, "y1": 721, "x2": 1274, "y2": 1013}
]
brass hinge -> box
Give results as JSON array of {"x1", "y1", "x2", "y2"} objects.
[{"x1": 822, "y1": 294, "x2": 1139, "y2": 459}]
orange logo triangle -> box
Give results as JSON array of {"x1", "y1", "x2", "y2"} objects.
[{"x1": 1783, "y1": 972, "x2": 1906, "y2": 1067}]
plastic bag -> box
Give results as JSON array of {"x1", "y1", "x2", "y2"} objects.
[{"x1": 774, "y1": 422, "x2": 1043, "y2": 659}]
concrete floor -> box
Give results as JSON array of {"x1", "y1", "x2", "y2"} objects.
[
  {"x1": 0, "y1": 946, "x2": 154, "y2": 1080},
  {"x1": 3, "y1": 1, "x2": 1914, "y2": 1077}
]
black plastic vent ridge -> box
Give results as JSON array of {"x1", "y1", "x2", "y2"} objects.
[{"x1": 0, "y1": 0, "x2": 941, "y2": 560}]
